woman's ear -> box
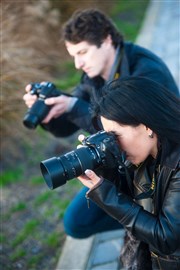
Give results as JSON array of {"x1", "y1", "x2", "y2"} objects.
[{"x1": 146, "y1": 126, "x2": 154, "y2": 138}]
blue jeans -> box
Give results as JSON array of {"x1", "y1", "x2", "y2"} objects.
[{"x1": 63, "y1": 186, "x2": 123, "y2": 238}]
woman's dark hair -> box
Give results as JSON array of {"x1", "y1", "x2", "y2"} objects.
[
  {"x1": 62, "y1": 9, "x2": 123, "y2": 48},
  {"x1": 92, "y1": 77, "x2": 180, "y2": 144}
]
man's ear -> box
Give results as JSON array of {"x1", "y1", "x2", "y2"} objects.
[
  {"x1": 105, "y1": 35, "x2": 113, "y2": 45},
  {"x1": 101, "y1": 35, "x2": 113, "y2": 47}
]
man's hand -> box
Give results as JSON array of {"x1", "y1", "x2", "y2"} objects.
[
  {"x1": 42, "y1": 95, "x2": 75, "y2": 123},
  {"x1": 23, "y1": 82, "x2": 77, "y2": 123},
  {"x1": 23, "y1": 84, "x2": 37, "y2": 108}
]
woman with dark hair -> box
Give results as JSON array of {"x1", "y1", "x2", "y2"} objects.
[{"x1": 78, "y1": 77, "x2": 180, "y2": 270}]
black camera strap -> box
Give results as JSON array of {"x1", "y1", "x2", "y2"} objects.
[
  {"x1": 109, "y1": 139, "x2": 134, "y2": 197},
  {"x1": 107, "y1": 45, "x2": 124, "y2": 82}
]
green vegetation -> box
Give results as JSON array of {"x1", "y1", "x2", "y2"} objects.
[
  {"x1": 33, "y1": 191, "x2": 52, "y2": 206},
  {"x1": 27, "y1": 254, "x2": 45, "y2": 268},
  {"x1": 43, "y1": 231, "x2": 64, "y2": 248},
  {"x1": 31, "y1": 175, "x2": 45, "y2": 185},
  {"x1": 55, "y1": 61, "x2": 82, "y2": 90},
  {"x1": 10, "y1": 248, "x2": 26, "y2": 261},
  {"x1": 1, "y1": 168, "x2": 23, "y2": 186},
  {"x1": 10, "y1": 202, "x2": 27, "y2": 212},
  {"x1": 12, "y1": 220, "x2": 40, "y2": 247},
  {"x1": 111, "y1": 0, "x2": 149, "y2": 41}
]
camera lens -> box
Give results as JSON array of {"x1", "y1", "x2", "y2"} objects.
[
  {"x1": 40, "y1": 146, "x2": 101, "y2": 189},
  {"x1": 23, "y1": 100, "x2": 51, "y2": 129},
  {"x1": 23, "y1": 113, "x2": 39, "y2": 129}
]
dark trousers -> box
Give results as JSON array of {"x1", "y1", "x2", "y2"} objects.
[{"x1": 63, "y1": 186, "x2": 122, "y2": 238}]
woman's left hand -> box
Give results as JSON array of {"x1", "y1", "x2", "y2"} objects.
[{"x1": 77, "y1": 170, "x2": 101, "y2": 189}]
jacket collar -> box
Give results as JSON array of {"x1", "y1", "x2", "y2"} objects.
[{"x1": 160, "y1": 138, "x2": 180, "y2": 169}]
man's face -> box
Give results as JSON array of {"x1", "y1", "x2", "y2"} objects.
[{"x1": 65, "y1": 38, "x2": 114, "y2": 80}]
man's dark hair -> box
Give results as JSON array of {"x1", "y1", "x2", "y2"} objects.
[
  {"x1": 62, "y1": 9, "x2": 123, "y2": 48},
  {"x1": 92, "y1": 77, "x2": 180, "y2": 144}
]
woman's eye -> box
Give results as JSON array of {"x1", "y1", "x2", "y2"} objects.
[{"x1": 113, "y1": 132, "x2": 121, "y2": 138}]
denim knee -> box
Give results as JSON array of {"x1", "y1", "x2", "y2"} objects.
[
  {"x1": 63, "y1": 207, "x2": 91, "y2": 239},
  {"x1": 63, "y1": 187, "x2": 122, "y2": 238}
]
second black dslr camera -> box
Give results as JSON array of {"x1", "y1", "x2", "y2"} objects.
[
  {"x1": 40, "y1": 131, "x2": 123, "y2": 190},
  {"x1": 23, "y1": 82, "x2": 60, "y2": 129}
]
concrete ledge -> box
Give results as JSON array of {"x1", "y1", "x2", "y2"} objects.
[
  {"x1": 136, "y1": 0, "x2": 161, "y2": 48},
  {"x1": 56, "y1": 235, "x2": 95, "y2": 270}
]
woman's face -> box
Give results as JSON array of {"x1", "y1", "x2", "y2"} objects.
[{"x1": 101, "y1": 117, "x2": 158, "y2": 165}]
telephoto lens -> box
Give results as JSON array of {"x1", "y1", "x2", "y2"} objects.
[
  {"x1": 40, "y1": 131, "x2": 121, "y2": 190},
  {"x1": 40, "y1": 146, "x2": 101, "y2": 190}
]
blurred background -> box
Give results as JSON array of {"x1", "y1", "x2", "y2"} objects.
[{"x1": 1, "y1": 0, "x2": 150, "y2": 269}]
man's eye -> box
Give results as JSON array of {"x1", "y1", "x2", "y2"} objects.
[{"x1": 79, "y1": 50, "x2": 87, "y2": 55}]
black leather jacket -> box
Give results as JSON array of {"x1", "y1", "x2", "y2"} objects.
[
  {"x1": 87, "y1": 140, "x2": 180, "y2": 260},
  {"x1": 42, "y1": 42, "x2": 179, "y2": 137}
]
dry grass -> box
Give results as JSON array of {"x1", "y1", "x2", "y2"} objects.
[
  {"x1": 1, "y1": 0, "x2": 64, "y2": 169},
  {"x1": 1, "y1": 1, "x2": 60, "y2": 132}
]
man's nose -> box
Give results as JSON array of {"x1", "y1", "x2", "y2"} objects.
[{"x1": 74, "y1": 57, "x2": 84, "y2": 69}]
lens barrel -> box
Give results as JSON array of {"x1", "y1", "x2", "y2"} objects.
[
  {"x1": 40, "y1": 146, "x2": 101, "y2": 189},
  {"x1": 23, "y1": 100, "x2": 51, "y2": 129}
]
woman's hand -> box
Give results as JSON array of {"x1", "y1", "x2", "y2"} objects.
[
  {"x1": 77, "y1": 170, "x2": 101, "y2": 189},
  {"x1": 77, "y1": 134, "x2": 102, "y2": 188}
]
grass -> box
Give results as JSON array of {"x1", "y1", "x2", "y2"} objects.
[
  {"x1": 43, "y1": 231, "x2": 64, "y2": 248},
  {"x1": 12, "y1": 220, "x2": 40, "y2": 247},
  {"x1": 33, "y1": 191, "x2": 52, "y2": 206},
  {"x1": 55, "y1": 61, "x2": 82, "y2": 91},
  {"x1": 31, "y1": 175, "x2": 44, "y2": 185},
  {"x1": 10, "y1": 248, "x2": 26, "y2": 261},
  {"x1": 10, "y1": 202, "x2": 27, "y2": 212},
  {"x1": 1, "y1": 168, "x2": 23, "y2": 186},
  {"x1": 2, "y1": 176, "x2": 82, "y2": 269},
  {"x1": 27, "y1": 254, "x2": 45, "y2": 268}
]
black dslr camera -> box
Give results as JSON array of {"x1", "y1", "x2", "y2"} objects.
[
  {"x1": 23, "y1": 82, "x2": 60, "y2": 129},
  {"x1": 40, "y1": 131, "x2": 123, "y2": 190}
]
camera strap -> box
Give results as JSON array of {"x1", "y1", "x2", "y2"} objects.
[
  {"x1": 107, "y1": 45, "x2": 124, "y2": 82},
  {"x1": 109, "y1": 141, "x2": 134, "y2": 197},
  {"x1": 118, "y1": 163, "x2": 134, "y2": 197}
]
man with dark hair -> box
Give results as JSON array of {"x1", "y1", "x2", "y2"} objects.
[{"x1": 23, "y1": 9, "x2": 179, "y2": 238}]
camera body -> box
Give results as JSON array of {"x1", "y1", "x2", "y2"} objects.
[
  {"x1": 40, "y1": 131, "x2": 122, "y2": 190},
  {"x1": 23, "y1": 82, "x2": 60, "y2": 129}
]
